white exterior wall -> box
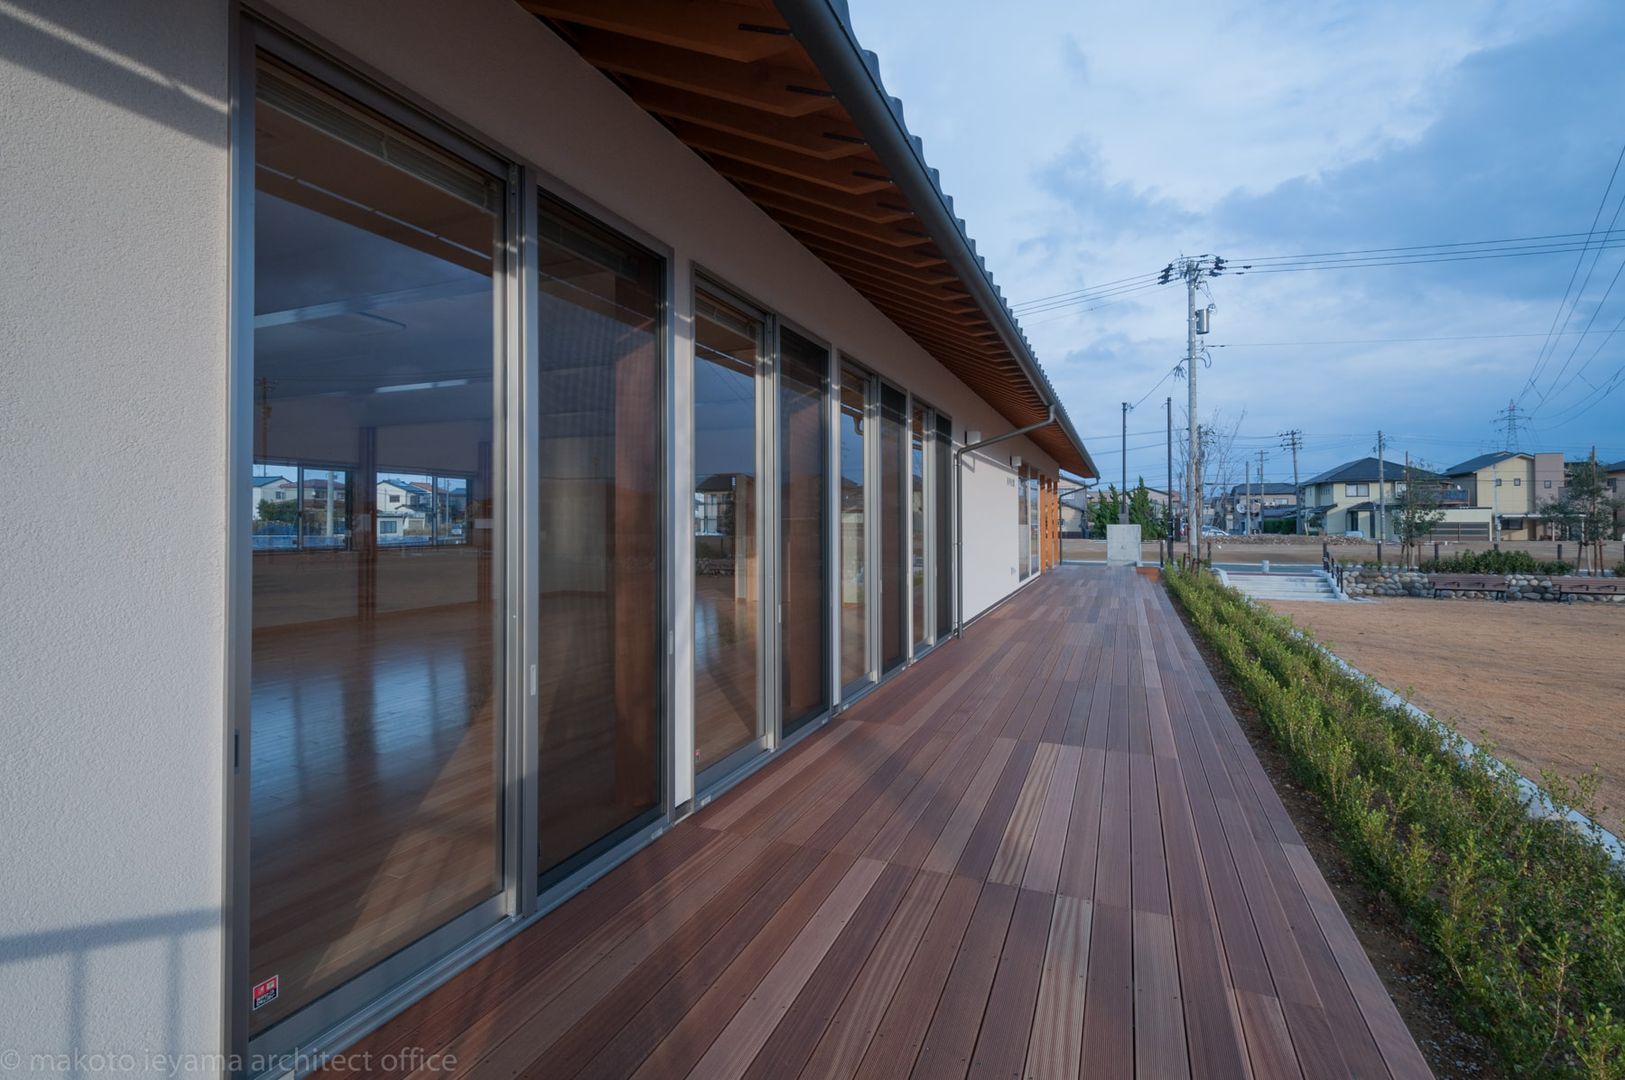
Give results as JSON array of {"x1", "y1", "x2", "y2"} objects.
[
  {"x1": 960, "y1": 450, "x2": 1025, "y2": 617},
  {"x1": 0, "y1": 0, "x2": 1070, "y2": 1063},
  {"x1": 0, "y1": 1, "x2": 230, "y2": 1068}
]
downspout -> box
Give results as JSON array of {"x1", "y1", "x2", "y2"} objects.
[{"x1": 954, "y1": 407, "x2": 1055, "y2": 636}]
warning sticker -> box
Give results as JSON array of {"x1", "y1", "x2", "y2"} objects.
[{"x1": 252, "y1": 975, "x2": 280, "y2": 1011}]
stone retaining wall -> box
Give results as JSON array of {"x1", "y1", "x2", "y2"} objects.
[{"x1": 1339, "y1": 566, "x2": 1624, "y2": 601}]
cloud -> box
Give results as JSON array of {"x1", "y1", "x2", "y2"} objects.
[{"x1": 845, "y1": 0, "x2": 1625, "y2": 481}]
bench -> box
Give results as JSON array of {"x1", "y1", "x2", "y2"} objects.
[
  {"x1": 1553, "y1": 578, "x2": 1625, "y2": 602},
  {"x1": 1427, "y1": 574, "x2": 1508, "y2": 600}
]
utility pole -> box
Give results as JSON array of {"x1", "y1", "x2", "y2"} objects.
[
  {"x1": 1280, "y1": 429, "x2": 1303, "y2": 534},
  {"x1": 1256, "y1": 448, "x2": 1268, "y2": 534},
  {"x1": 1119, "y1": 401, "x2": 1129, "y2": 524},
  {"x1": 1376, "y1": 430, "x2": 1386, "y2": 541},
  {"x1": 1165, "y1": 396, "x2": 1173, "y2": 553},
  {"x1": 1491, "y1": 457, "x2": 1500, "y2": 545},
  {"x1": 1161, "y1": 254, "x2": 1225, "y2": 558},
  {"x1": 1243, "y1": 458, "x2": 1250, "y2": 536}
]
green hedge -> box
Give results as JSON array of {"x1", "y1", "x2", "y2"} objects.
[
  {"x1": 1165, "y1": 566, "x2": 1625, "y2": 1077},
  {"x1": 1420, "y1": 549, "x2": 1573, "y2": 575}
]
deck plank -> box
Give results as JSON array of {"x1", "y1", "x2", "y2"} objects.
[{"x1": 321, "y1": 567, "x2": 1430, "y2": 1080}]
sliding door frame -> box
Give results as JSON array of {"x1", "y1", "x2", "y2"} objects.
[
  {"x1": 229, "y1": 10, "x2": 679, "y2": 1069},
  {"x1": 691, "y1": 274, "x2": 775, "y2": 792},
  {"x1": 528, "y1": 178, "x2": 675, "y2": 901},
  {"x1": 834, "y1": 357, "x2": 881, "y2": 701},
  {"x1": 774, "y1": 316, "x2": 835, "y2": 742},
  {"x1": 230, "y1": 14, "x2": 519, "y2": 1062}
]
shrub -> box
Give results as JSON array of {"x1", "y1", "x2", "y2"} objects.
[
  {"x1": 1165, "y1": 565, "x2": 1625, "y2": 1078},
  {"x1": 1420, "y1": 549, "x2": 1572, "y2": 576}
]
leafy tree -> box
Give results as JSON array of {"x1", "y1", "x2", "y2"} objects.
[
  {"x1": 1089, "y1": 478, "x2": 1167, "y2": 539},
  {"x1": 1089, "y1": 485, "x2": 1119, "y2": 536},
  {"x1": 1392, "y1": 460, "x2": 1445, "y2": 567},
  {"x1": 1542, "y1": 457, "x2": 1623, "y2": 573},
  {"x1": 1127, "y1": 477, "x2": 1166, "y2": 539},
  {"x1": 257, "y1": 498, "x2": 300, "y2": 525}
]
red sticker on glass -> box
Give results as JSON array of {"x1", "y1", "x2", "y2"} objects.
[{"x1": 252, "y1": 975, "x2": 279, "y2": 1010}]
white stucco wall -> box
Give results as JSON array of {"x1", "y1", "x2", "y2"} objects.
[
  {"x1": 960, "y1": 450, "x2": 1024, "y2": 618},
  {"x1": 0, "y1": 1, "x2": 229, "y2": 1069}
]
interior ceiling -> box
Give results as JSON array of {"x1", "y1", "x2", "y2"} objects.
[{"x1": 518, "y1": 0, "x2": 1092, "y2": 476}]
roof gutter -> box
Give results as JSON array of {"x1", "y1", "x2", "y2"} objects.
[{"x1": 775, "y1": 0, "x2": 1098, "y2": 480}]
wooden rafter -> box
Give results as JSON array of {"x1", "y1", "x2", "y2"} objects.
[
  {"x1": 572, "y1": 30, "x2": 833, "y2": 117},
  {"x1": 520, "y1": 0, "x2": 795, "y2": 63},
  {"x1": 524, "y1": 2, "x2": 1092, "y2": 474},
  {"x1": 628, "y1": 81, "x2": 865, "y2": 161},
  {"x1": 677, "y1": 124, "x2": 890, "y2": 193}
]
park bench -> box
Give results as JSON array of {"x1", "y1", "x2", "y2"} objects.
[
  {"x1": 1427, "y1": 573, "x2": 1508, "y2": 600},
  {"x1": 1553, "y1": 578, "x2": 1625, "y2": 602}
]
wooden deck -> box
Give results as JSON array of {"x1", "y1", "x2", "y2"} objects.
[{"x1": 331, "y1": 565, "x2": 1431, "y2": 1079}]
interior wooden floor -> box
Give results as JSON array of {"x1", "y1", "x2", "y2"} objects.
[{"x1": 325, "y1": 565, "x2": 1430, "y2": 1079}]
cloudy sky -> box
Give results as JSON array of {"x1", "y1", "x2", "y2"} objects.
[{"x1": 846, "y1": 0, "x2": 1625, "y2": 488}]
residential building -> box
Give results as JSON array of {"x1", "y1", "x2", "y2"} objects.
[
  {"x1": 249, "y1": 474, "x2": 295, "y2": 519},
  {"x1": 1443, "y1": 451, "x2": 1566, "y2": 540},
  {"x1": 4, "y1": 2, "x2": 1100, "y2": 1069},
  {"x1": 1298, "y1": 456, "x2": 1487, "y2": 540},
  {"x1": 1218, "y1": 481, "x2": 1296, "y2": 532},
  {"x1": 1299, "y1": 457, "x2": 1414, "y2": 538}
]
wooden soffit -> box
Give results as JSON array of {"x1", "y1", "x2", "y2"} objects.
[{"x1": 518, "y1": 0, "x2": 1091, "y2": 475}]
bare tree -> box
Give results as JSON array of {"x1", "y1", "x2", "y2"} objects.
[
  {"x1": 1393, "y1": 459, "x2": 1446, "y2": 567},
  {"x1": 1173, "y1": 405, "x2": 1246, "y2": 532}
]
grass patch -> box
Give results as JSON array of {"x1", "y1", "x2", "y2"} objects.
[{"x1": 1165, "y1": 565, "x2": 1625, "y2": 1078}]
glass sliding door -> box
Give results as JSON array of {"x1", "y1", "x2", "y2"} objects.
[
  {"x1": 535, "y1": 196, "x2": 663, "y2": 885},
  {"x1": 879, "y1": 384, "x2": 907, "y2": 672},
  {"x1": 1029, "y1": 472, "x2": 1041, "y2": 576},
  {"x1": 838, "y1": 363, "x2": 871, "y2": 691},
  {"x1": 248, "y1": 60, "x2": 505, "y2": 1035},
  {"x1": 778, "y1": 327, "x2": 830, "y2": 736},
  {"x1": 1018, "y1": 467, "x2": 1032, "y2": 580},
  {"x1": 934, "y1": 412, "x2": 954, "y2": 639},
  {"x1": 911, "y1": 404, "x2": 928, "y2": 654},
  {"x1": 693, "y1": 289, "x2": 766, "y2": 775}
]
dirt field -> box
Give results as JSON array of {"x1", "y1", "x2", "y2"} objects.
[
  {"x1": 1263, "y1": 597, "x2": 1625, "y2": 834},
  {"x1": 1064, "y1": 536, "x2": 1625, "y2": 567}
]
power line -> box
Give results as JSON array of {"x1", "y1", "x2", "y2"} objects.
[
  {"x1": 1010, "y1": 271, "x2": 1162, "y2": 311},
  {"x1": 1211, "y1": 326, "x2": 1625, "y2": 347},
  {"x1": 1535, "y1": 239, "x2": 1625, "y2": 408},
  {"x1": 1015, "y1": 278, "x2": 1170, "y2": 318},
  {"x1": 1228, "y1": 238, "x2": 1625, "y2": 275},
  {"x1": 1232, "y1": 227, "x2": 1625, "y2": 263},
  {"x1": 1519, "y1": 141, "x2": 1625, "y2": 402}
]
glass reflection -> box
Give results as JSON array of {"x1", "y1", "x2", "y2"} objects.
[
  {"x1": 911, "y1": 404, "x2": 927, "y2": 652},
  {"x1": 249, "y1": 62, "x2": 502, "y2": 1034},
  {"x1": 934, "y1": 413, "x2": 954, "y2": 639},
  {"x1": 535, "y1": 197, "x2": 663, "y2": 881},
  {"x1": 779, "y1": 328, "x2": 830, "y2": 735},
  {"x1": 694, "y1": 291, "x2": 763, "y2": 772},
  {"x1": 879, "y1": 385, "x2": 906, "y2": 671},
  {"x1": 839, "y1": 365, "x2": 869, "y2": 688},
  {"x1": 1018, "y1": 467, "x2": 1032, "y2": 581}
]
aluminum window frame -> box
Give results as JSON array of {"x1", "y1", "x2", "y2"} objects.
[
  {"x1": 229, "y1": 11, "x2": 679, "y2": 1071},
  {"x1": 691, "y1": 272, "x2": 777, "y2": 793},
  {"x1": 773, "y1": 315, "x2": 837, "y2": 742}
]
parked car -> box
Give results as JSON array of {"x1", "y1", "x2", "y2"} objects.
[{"x1": 1201, "y1": 525, "x2": 1227, "y2": 537}]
